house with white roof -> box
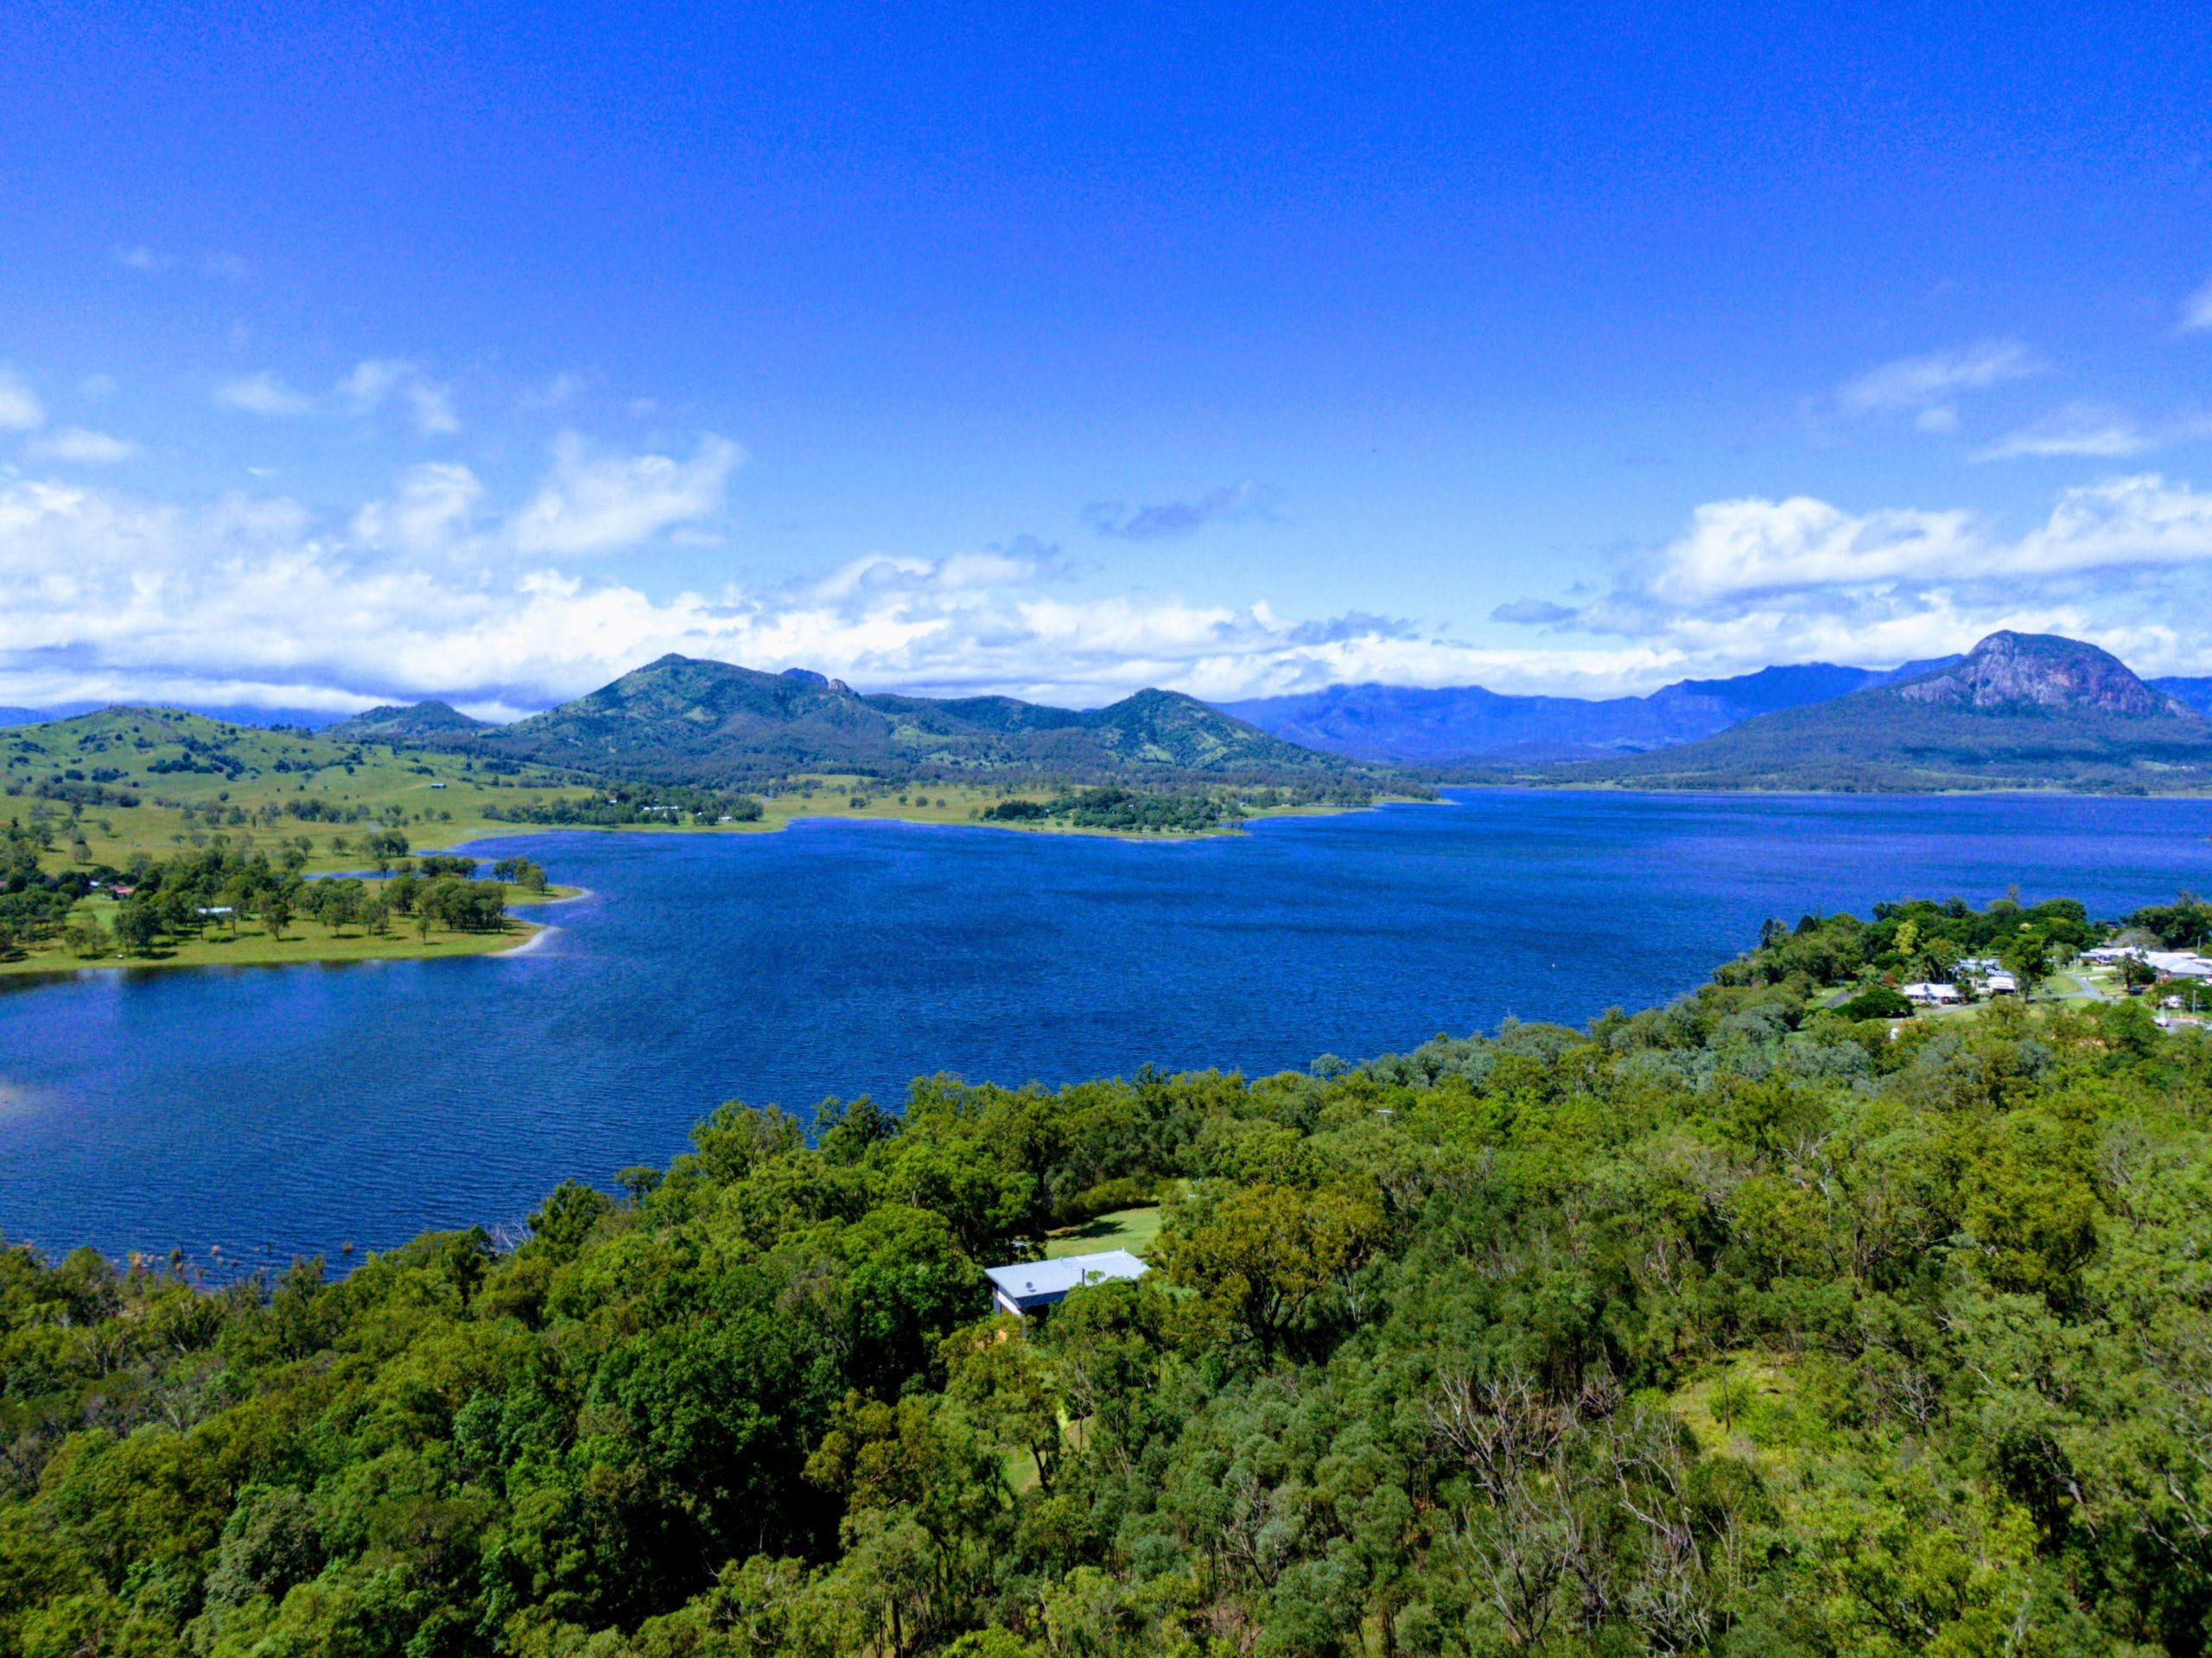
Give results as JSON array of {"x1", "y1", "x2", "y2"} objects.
[
  {"x1": 2147, "y1": 951, "x2": 2212, "y2": 981},
  {"x1": 984, "y1": 1249, "x2": 1148, "y2": 1318},
  {"x1": 1902, "y1": 982, "x2": 1961, "y2": 1005}
]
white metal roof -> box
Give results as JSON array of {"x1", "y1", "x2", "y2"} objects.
[{"x1": 984, "y1": 1249, "x2": 1148, "y2": 1308}]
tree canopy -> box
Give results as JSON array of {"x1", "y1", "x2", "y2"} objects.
[{"x1": 4, "y1": 898, "x2": 2212, "y2": 1655}]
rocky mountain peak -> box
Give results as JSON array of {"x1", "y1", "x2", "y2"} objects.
[{"x1": 1896, "y1": 632, "x2": 2196, "y2": 719}]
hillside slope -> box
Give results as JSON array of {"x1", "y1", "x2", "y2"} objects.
[
  {"x1": 1219, "y1": 657, "x2": 1957, "y2": 763},
  {"x1": 461, "y1": 656, "x2": 1372, "y2": 786},
  {"x1": 1541, "y1": 631, "x2": 2212, "y2": 791}
]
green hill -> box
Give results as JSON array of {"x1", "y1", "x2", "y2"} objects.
[
  {"x1": 324, "y1": 699, "x2": 490, "y2": 742},
  {"x1": 453, "y1": 655, "x2": 1376, "y2": 786},
  {"x1": 1539, "y1": 631, "x2": 2212, "y2": 792}
]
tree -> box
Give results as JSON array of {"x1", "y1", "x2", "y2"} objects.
[
  {"x1": 1838, "y1": 985, "x2": 1913, "y2": 1020},
  {"x1": 262, "y1": 888, "x2": 294, "y2": 940},
  {"x1": 1160, "y1": 1181, "x2": 1384, "y2": 1358},
  {"x1": 2000, "y1": 925, "x2": 2053, "y2": 999},
  {"x1": 111, "y1": 900, "x2": 159, "y2": 957},
  {"x1": 64, "y1": 912, "x2": 108, "y2": 958}
]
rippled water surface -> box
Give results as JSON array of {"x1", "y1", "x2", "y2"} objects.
[{"x1": 3, "y1": 788, "x2": 2209, "y2": 1269}]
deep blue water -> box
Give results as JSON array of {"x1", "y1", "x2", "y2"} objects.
[{"x1": 3, "y1": 788, "x2": 2209, "y2": 1272}]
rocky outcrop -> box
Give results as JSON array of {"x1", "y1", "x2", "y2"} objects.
[{"x1": 1897, "y1": 632, "x2": 2197, "y2": 719}]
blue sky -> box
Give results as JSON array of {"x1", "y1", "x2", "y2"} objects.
[{"x1": 4, "y1": 1, "x2": 2211, "y2": 715}]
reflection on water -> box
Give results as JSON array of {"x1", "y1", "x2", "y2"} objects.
[{"x1": 1, "y1": 787, "x2": 2207, "y2": 1272}]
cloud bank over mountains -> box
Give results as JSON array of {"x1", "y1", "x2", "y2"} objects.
[
  {"x1": 1, "y1": 419, "x2": 2206, "y2": 718},
  {"x1": 7, "y1": 306, "x2": 2212, "y2": 721}
]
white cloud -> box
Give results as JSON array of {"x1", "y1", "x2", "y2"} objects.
[
  {"x1": 349, "y1": 462, "x2": 486, "y2": 556},
  {"x1": 1972, "y1": 403, "x2": 2148, "y2": 461},
  {"x1": 25, "y1": 428, "x2": 140, "y2": 465},
  {"x1": 336, "y1": 359, "x2": 459, "y2": 435},
  {"x1": 1838, "y1": 338, "x2": 2043, "y2": 416},
  {"x1": 1649, "y1": 473, "x2": 2212, "y2": 601},
  {"x1": 2182, "y1": 276, "x2": 2212, "y2": 334},
  {"x1": 510, "y1": 432, "x2": 741, "y2": 556},
  {"x1": 1971, "y1": 403, "x2": 2212, "y2": 462},
  {"x1": 0, "y1": 370, "x2": 46, "y2": 432},
  {"x1": 213, "y1": 372, "x2": 315, "y2": 416}
]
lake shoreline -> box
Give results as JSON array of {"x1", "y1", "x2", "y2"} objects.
[{"x1": 4, "y1": 787, "x2": 2206, "y2": 1271}]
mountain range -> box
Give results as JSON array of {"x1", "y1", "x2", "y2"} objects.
[
  {"x1": 16, "y1": 635, "x2": 2212, "y2": 794},
  {"x1": 339, "y1": 655, "x2": 1375, "y2": 788},
  {"x1": 1536, "y1": 631, "x2": 2212, "y2": 792},
  {"x1": 1217, "y1": 658, "x2": 1963, "y2": 764}
]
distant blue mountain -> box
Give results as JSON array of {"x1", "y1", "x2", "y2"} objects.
[
  {"x1": 1217, "y1": 657, "x2": 1961, "y2": 764},
  {"x1": 2153, "y1": 677, "x2": 2212, "y2": 717},
  {"x1": 0, "y1": 708, "x2": 46, "y2": 728}
]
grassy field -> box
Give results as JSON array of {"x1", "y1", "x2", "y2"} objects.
[
  {"x1": 5, "y1": 708, "x2": 584, "y2": 876},
  {"x1": 1044, "y1": 1206, "x2": 1162, "y2": 1260}
]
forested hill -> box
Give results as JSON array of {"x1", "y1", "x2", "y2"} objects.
[
  {"x1": 324, "y1": 700, "x2": 491, "y2": 742},
  {"x1": 409, "y1": 654, "x2": 1382, "y2": 787},
  {"x1": 7, "y1": 891, "x2": 2212, "y2": 1655},
  {"x1": 1218, "y1": 656, "x2": 1958, "y2": 764},
  {"x1": 1535, "y1": 630, "x2": 2212, "y2": 792}
]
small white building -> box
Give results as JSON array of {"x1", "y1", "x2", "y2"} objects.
[
  {"x1": 1985, "y1": 971, "x2": 2019, "y2": 995},
  {"x1": 984, "y1": 1249, "x2": 1148, "y2": 1318},
  {"x1": 1903, "y1": 981, "x2": 1961, "y2": 1005}
]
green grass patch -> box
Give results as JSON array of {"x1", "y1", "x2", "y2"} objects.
[{"x1": 1044, "y1": 1206, "x2": 1161, "y2": 1260}]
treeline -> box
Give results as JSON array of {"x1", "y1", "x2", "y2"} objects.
[
  {"x1": 483, "y1": 781, "x2": 766, "y2": 827},
  {"x1": 977, "y1": 781, "x2": 1416, "y2": 834},
  {"x1": 7, "y1": 895, "x2": 2212, "y2": 1654},
  {"x1": 982, "y1": 787, "x2": 1245, "y2": 832},
  {"x1": 0, "y1": 838, "x2": 532, "y2": 962},
  {"x1": 80, "y1": 848, "x2": 517, "y2": 958},
  {"x1": 0, "y1": 821, "x2": 84, "y2": 958}
]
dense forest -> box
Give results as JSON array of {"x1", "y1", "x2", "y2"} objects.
[{"x1": 6, "y1": 895, "x2": 2212, "y2": 1655}]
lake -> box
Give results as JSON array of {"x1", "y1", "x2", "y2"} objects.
[{"x1": 3, "y1": 788, "x2": 2209, "y2": 1272}]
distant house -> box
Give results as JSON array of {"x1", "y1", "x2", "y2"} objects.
[
  {"x1": 1903, "y1": 981, "x2": 1961, "y2": 1005},
  {"x1": 1985, "y1": 971, "x2": 2019, "y2": 995},
  {"x1": 983, "y1": 1249, "x2": 1147, "y2": 1318},
  {"x1": 2147, "y1": 951, "x2": 2212, "y2": 981},
  {"x1": 195, "y1": 905, "x2": 233, "y2": 918},
  {"x1": 2082, "y1": 946, "x2": 2146, "y2": 965},
  {"x1": 429, "y1": 781, "x2": 448, "y2": 790}
]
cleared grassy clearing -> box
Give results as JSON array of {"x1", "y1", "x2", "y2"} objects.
[{"x1": 1043, "y1": 1206, "x2": 1162, "y2": 1260}]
